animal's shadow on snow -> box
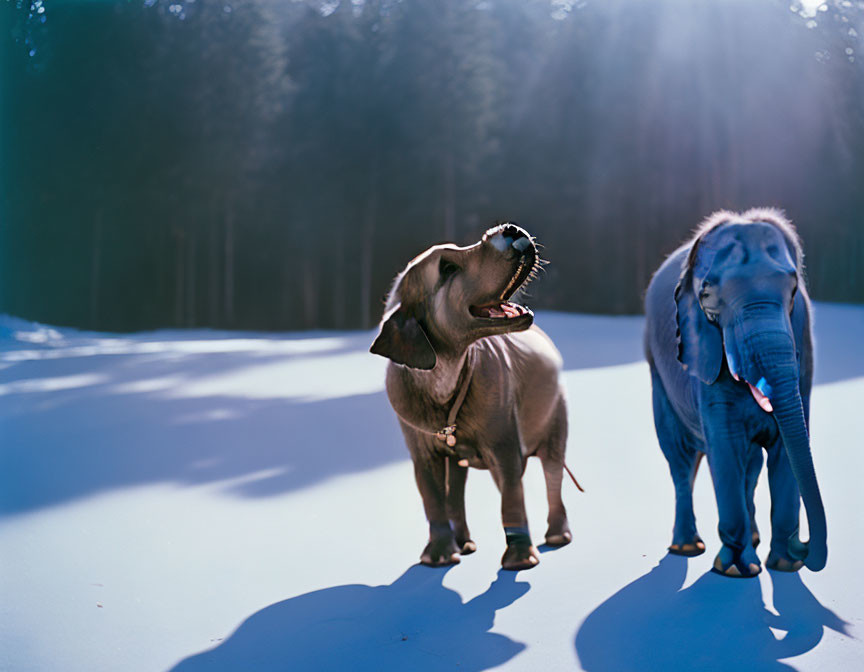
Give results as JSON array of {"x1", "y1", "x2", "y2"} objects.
[
  {"x1": 170, "y1": 565, "x2": 529, "y2": 671},
  {"x1": 575, "y1": 555, "x2": 849, "y2": 672}
]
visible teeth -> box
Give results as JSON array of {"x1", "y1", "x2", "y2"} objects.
[
  {"x1": 500, "y1": 262, "x2": 526, "y2": 300},
  {"x1": 473, "y1": 302, "x2": 527, "y2": 319}
]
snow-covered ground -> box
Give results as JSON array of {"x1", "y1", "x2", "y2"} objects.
[{"x1": 1, "y1": 305, "x2": 862, "y2": 671}]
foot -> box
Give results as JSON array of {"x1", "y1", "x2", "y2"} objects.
[
  {"x1": 453, "y1": 525, "x2": 477, "y2": 556},
  {"x1": 502, "y1": 542, "x2": 540, "y2": 570},
  {"x1": 501, "y1": 529, "x2": 539, "y2": 570},
  {"x1": 458, "y1": 539, "x2": 477, "y2": 555},
  {"x1": 668, "y1": 535, "x2": 706, "y2": 557},
  {"x1": 712, "y1": 544, "x2": 761, "y2": 578},
  {"x1": 544, "y1": 518, "x2": 572, "y2": 547},
  {"x1": 420, "y1": 537, "x2": 461, "y2": 567},
  {"x1": 766, "y1": 550, "x2": 804, "y2": 573}
]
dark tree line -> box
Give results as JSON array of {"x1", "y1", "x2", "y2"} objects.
[{"x1": 1, "y1": 0, "x2": 862, "y2": 332}]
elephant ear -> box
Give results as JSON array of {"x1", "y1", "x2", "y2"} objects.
[
  {"x1": 370, "y1": 303, "x2": 437, "y2": 370},
  {"x1": 674, "y1": 266, "x2": 722, "y2": 385},
  {"x1": 789, "y1": 284, "x2": 810, "y2": 367}
]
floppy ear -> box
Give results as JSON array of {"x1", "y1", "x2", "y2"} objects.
[
  {"x1": 370, "y1": 303, "x2": 437, "y2": 370},
  {"x1": 674, "y1": 266, "x2": 722, "y2": 385},
  {"x1": 789, "y1": 281, "x2": 809, "y2": 366}
]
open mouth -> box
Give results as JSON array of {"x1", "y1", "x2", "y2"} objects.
[
  {"x1": 469, "y1": 301, "x2": 532, "y2": 319},
  {"x1": 731, "y1": 372, "x2": 774, "y2": 413},
  {"x1": 469, "y1": 254, "x2": 536, "y2": 321},
  {"x1": 726, "y1": 343, "x2": 774, "y2": 413}
]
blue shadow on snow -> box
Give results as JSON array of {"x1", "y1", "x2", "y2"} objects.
[
  {"x1": 575, "y1": 555, "x2": 849, "y2": 672},
  {"x1": 170, "y1": 565, "x2": 530, "y2": 671}
]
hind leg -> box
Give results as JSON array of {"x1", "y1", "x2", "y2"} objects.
[
  {"x1": 446, "y1": 457, "x2": 476, "y2": 555},
  {"x1": 539, "y1": 396, "x2": 571, "y2": 547},
  {"x1": 651, "y1": 368, "x2": 705, "y2": 556}
]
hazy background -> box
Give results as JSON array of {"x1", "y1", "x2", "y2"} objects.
[{"x1": 1, "y1": 0, "x2": 862, "y2": 332}]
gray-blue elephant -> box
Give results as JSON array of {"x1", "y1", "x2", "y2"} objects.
[{"x1": 644, "y1": 208, "x2": 826, "y2": 578}]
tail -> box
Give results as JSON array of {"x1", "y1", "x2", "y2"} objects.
[{"x1": 563, "y1": 463, "x2": 585, "y2": 493}]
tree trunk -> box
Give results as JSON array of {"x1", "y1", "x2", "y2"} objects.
[
  {"x1": 332, "y1": 235, "x2": 346, "y2": 329},
  {"x1": 174, "y1": 228, "x2": 185, "y2": 327},
  {"x1": 302, "y1": 251, "x2": 319, "y2": 328},
  {"x1": 360, "y1": 166, "x2": 378, "y2": 328},
  {"x1": 443, "y1": 147, "x2": 456, "y2": 240},
  {"x1": 89, "y1": 210, "x2": 103, "y2": 328},
  {"x1": 224, "y1": 207, "x2": 235, "y2": 326},
  {"x1": 209, "y1": 218, "x2": 221, "y2": 327},
  {"x1": 186, "y1": 233, "x2": 196, "y2": 327}
]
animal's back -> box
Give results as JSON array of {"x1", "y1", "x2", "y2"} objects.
[
  {"x1": 510, "y1": 325, "x2": 565, "y2": 443},
  {"x1": 644, "y1": 247, "x2": 685, "y2": 366},
  {"x1": 473, "y1": 325, "x2": 564, "y2": 446},
  {"x1": 644, "y1": 246, "x2": 701, "y2": 435}
]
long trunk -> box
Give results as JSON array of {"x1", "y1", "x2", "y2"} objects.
[
  {"x1": 734, "y1": 319, "x2": 827, "y2": 571},
  {"x1": 770, "y1": 374, "x2": 828, "y2": 571}
]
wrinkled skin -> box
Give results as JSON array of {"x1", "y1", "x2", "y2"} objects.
[
  {"x1": 371, "y1": 224, "x2": 572, "y2": 571},
  {"x1": 644, "y1": 209, "x2": 827, "y2": 578}
]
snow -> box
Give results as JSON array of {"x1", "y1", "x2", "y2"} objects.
[{"x1": 0, "y1": 305, "x2": 862, "y2": 671}]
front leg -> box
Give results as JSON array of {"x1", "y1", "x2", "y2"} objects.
[
  {"x1": 446, "y1": 457, "x2": 476, "y2": 555},
  {"x1": 702, "y1": 400, "x2": 761, "y2": 578},
  {"x1": 404, "y1": 427, "x2": 461, "y2": 567},
  {"x1": 488, "y1": 436, "x2": 539, "y2": 571},
  {"x1": 745, "y1": 444, "x2": 764, "y2": 550},
  {"x1": 764, "y1": 435, "x2": 804, "y2": 572}
]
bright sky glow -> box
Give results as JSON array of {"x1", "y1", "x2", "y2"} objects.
[{"x1": 798, "y1": 1, "x2": 829, "y2": 18}]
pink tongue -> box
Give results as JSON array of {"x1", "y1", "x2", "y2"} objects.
[
  {"x1": 747, "y1": 382, "x2": 773, "y2": 413},
  {"x1": 502, "y1": 303, "x2": 520, "y2": 317},
  {"x1": 731, "y1": 373, "x2": 773, "y2": 412},
  {"x1": 487, "y1": 306, "x2": 507, "y2": 318}
]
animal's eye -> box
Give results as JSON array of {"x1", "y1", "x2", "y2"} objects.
[
  {"x1": 438, "y1": 258, "x2": 460, "y2": 281},
  {"x1": 699, "y1": 285, "x2": 718, "y2": 321}
]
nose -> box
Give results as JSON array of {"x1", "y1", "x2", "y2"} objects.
[{"x1": 484, "y1": 223, "x2": 533, "y2": 257}]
